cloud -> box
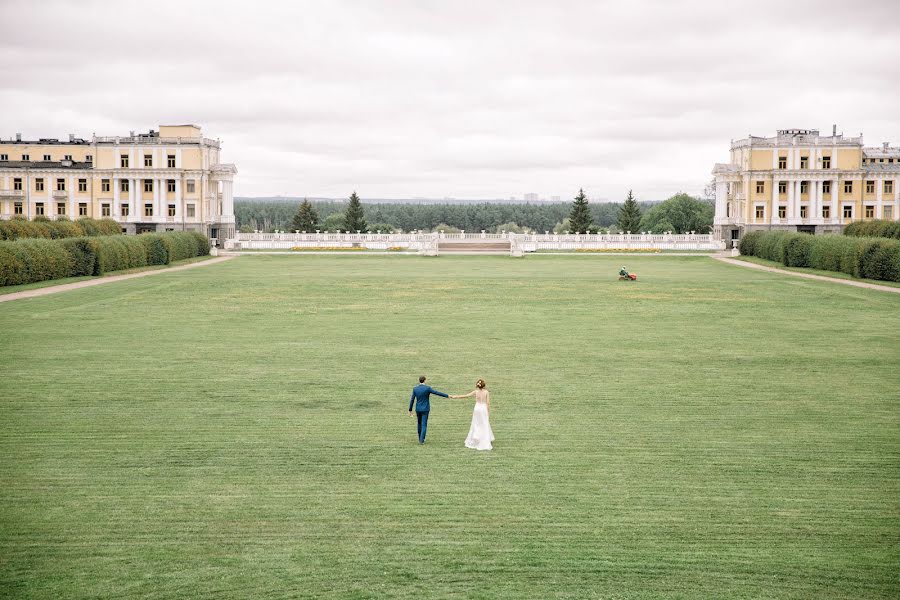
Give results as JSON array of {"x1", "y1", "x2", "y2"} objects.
[{"x1": 1, "y1": 0, "x2": 898, "y2": 199}]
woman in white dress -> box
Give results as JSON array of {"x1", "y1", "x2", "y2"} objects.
[{"x1": 451, "y1": 379, "x2": 494, "y2": 451}]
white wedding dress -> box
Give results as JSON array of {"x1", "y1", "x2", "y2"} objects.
[{"x1": 463, "y1": 389, "x2": 494, "y2": 451}]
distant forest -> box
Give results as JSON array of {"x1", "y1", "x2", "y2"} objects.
[{"x1": 234, "y1": 198, "x2": 661, "y2": 233}]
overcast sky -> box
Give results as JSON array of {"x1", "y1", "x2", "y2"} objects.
[{"x1": 2, "y1": 0, "x2": 899, "y2": 201}]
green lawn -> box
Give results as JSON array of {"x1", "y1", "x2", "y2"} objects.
[{"x1": 1, "y1": 255, "x2": 898, "y2": 599}]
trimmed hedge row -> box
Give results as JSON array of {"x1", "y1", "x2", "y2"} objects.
[
  {"x1": 843, "y1": 220, "x2": 900, "y2": 239},
  {"x1": 0, "y1": 217, "x2": 122, "y2": 241},
  {"x1": 739, "y1": 230, "x2": 900, "y2": 282},
  {"x1": 0, "y1": 231, "x2": 210, "y2": 287}
]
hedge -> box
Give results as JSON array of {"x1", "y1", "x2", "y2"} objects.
[
  {"x1": 739, "y1": 230, "x2": 900, "y2": 282},
  {"x1": 0, "y1": 217, "x2": 122, "y2": 241},
  {"x1": 843, "y1": 220, "x2": 900, "y2": 240},
  {"x1": 0, "y1": 231, "x2": 210, "y2": 287}
]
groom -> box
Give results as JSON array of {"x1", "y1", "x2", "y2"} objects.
[{"x1": 409, "y1": 375, "x2": 449, "y2": 444}]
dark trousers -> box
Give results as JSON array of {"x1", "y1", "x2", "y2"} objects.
[{"x1": 416, "y1": 411, "x2": 429, "y2": 443}]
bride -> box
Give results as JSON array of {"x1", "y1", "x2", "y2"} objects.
[{"x1": 451, "y1": 379, "x2": 494, "y2": 451}]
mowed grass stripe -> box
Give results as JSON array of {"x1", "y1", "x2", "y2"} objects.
[{"x1": 1, "y1": 255, "x2": 898, "y2": 599}]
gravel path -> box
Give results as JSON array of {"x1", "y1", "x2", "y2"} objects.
[
  {"x1": 714, "y1": 256, "x2": 900, "y2": 294},
  {"x1": 0, "y1": 256, "x2": 235, "y2": 303}
]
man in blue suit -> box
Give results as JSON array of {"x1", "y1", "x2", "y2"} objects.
[{"x1": 409, "y1": 375, "x2": 449, "y2": 444}]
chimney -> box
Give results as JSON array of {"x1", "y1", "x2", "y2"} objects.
[
  {"x1": 832, "y1": 124, "x2": 836, "y2": 136},
  {"x1": 16, "y1": 133, "x2": 21, "y2": 141},
  {"x1": 68, "y1": 133, "x2": 74, "y2": 142}
]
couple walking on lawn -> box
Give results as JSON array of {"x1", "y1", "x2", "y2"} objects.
[{"x1": 408, "y1": 375, "x2": 494, "y2": 450}]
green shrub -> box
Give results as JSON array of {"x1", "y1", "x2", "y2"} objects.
[
  {"x1": 844, "y1": 220, "x2": 900, "y2": 240},
  {"x1": 59, "y1": 238, "x2": 97, "y2": 276},
  {"x1": 784, "y1": 234, "x2": 813, "y2": 268},
  {"x1": 738, "y1": 230, "x2": 763, "y2": 256},
  {"x1": 77, "y1": 218, "x2": 101, "y2": 237},
  {"x1": 0, "y1": 243, "x2": 28, "y2": 286},
  {"x1": 140, "y1": 234, "x2": 169, "y2": 265},
  {"x1": 190, "y1": 232, "x2": 210, "y2": 256},
  {"x1": 808, "y1": 234, "x2": 845, "y2": 272},
  {"x1": 47, "y1": 219, "x2": 85, "y2": 239}
]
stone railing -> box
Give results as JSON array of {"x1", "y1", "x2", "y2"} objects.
[{"x1": 226, "y1": 231, "x2": 724, "y2": 255}]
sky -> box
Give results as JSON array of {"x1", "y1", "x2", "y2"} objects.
[{"x1": 1, "y1": 0, "x2": 899, "y2": 201}]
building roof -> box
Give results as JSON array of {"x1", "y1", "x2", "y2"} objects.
[{"x1": 0, "y1": 161, "x2": 93, "y2": 169}]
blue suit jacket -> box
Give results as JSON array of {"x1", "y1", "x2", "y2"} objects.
[{"x1": 409, "y1": 384, "x2": 448, "y2": 412}]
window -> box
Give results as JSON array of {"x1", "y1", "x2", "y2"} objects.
[
  {"x1": 35, "y1": 178, "x2": 44, "y2": 191},
  {"x1": 78, "y1": 179, "x2": 87, "y2": 192},
  {"x1": 101, "y1": 204, "x2": 111, "y2": 217},
  {"x1": 778, "y1": 181, "x2": 786, "y2": 194},
  {"x1": 144, "y1": 154, "x2": 152, "y2": 167},
  {"x1": 13, "y1": 178, "x2": 22, "y2": 191},
  {"x1": 86, "y1": 155, "x2": 92, "y2": 163},
  {"x1": 121, "y1": 180, "x2": 129, "y2": 192},
  {"x1": 167, "y1": 155, "x2": 176, "y2": 168},
  {"x1": 0, "y1": 154, "x2": 7, "y2": 161},
  {"x1": 121, "y1": 204, "x2": 129, "y2": 217},
  {"x1": 843, "y1": 205, "x2": 853, "y2": 219},
  {"x1": 167, "y1": 179, "x2": 175, "y2": 193},
  {"x1": 64, "y1": 154, "x2": 72, "y2": 161},
  {"x1": 822, "y1": 205, "x2": 830, "y2": 219},
  {"x1": 14, "y1": 202, "x2": 23, "y2": 215},
  {"x1": 822, "y1": 156, "x2": 831, "y2": 169},
  {"x1": 57, "y1": 202, "x2": 66, "y2": 215},
  {"x1": 78, "y1": 203, "x2": 87, "y2": 216},
  {"x1": 144, "y1": 179, "x2": 153, "y2": 192},
  {"x1": 865, "y1": 205, "x2": 874, "y2": 219},
  {"x1": 186, "y1": 180, "x2": 195, "y2": 194},
  {"x1": 43, "y1": 154, "x2": 51, "y2": 161},
  {"x1": 866, "y1": 181, "x2": 875, "y2": 194},
  {"x1": 778, "y1": 206, "x2": 786, "y2": 219},
  {"x1": 800, "y1": 181, "x2": 808, "y2": 194},
  {"x1": 755, "y1": 206, "x2": 765, "y2": 219},
  {"x1": 187, "y1": 204, "x2": 195, "y2": 218},
  {"x1": 823, "y1": 181, "x2": 831, "y2": 194},
  {"x1": 144, "y1": 204, "x2": 153, "y2": 217},
  {"x1": 778, "y1": 156, "x2": 787, "y2": 169},
  {"x1": 121, "y1": 154, "x2": 129, "y2": 168},
  {"x1": 755, "y1": 181, "x2": 765, "y2": 194},
  {"x1": 800, "y1": 206, "x2": 807, "y2": 218},
  {"x1": 885, "y1": 181, "x2": 894, "y2": 194},
  {"x1": 885, "y1": 206, "x2": 894, "y2": 220},
  {"x1": 800, "y1": 156, "x2": 808, "y2": 169},
  {"x1": 101, "y1": 179, "x2": 110, "y2": 192},
  {"x1": 56, "y1": 178, "x2": 65, "y2": 191},
  {"x1": 35, "y1": 202, "x2": 44, "y2": 216},
  {"x1": 22, "y1": 154, "x2": 29, "y2": 161},
  {"x1": 168, "y1": 204, "x2": 176, "y2": 217},
  {"x1": 844, "y1": 181, "x2": 853, "y2": 194}
]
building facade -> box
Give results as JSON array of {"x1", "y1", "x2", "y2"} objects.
[
  {"x1": 0, "y1": 125, "x2": 236, "y2": 241},
  {"x1": 712, "y1": 128, "x2": 899, "y2": 245}
]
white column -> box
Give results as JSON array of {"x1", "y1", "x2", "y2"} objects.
[
  {"x1": 68, "y1": 175, "x2": 76, "y2": 217},
  {"x1": 787, "y1": 148, "x2": 793, "y2": 170},
  {"x1": 831, "y1": 179, "x2": 838, "y2": 222},
  {"x1": 771, "y1": 176, "x2": 778, "y2": 220},
  {"x1": 812, "y1": 181, "x2": 820, "y2": 222},
  {"x1": 175, "y1": 148, "x2": 182, "y2": 168},
  {"x1": 130, "y1": 178, "x2": 138, "y2": 221},
  {"x1": 153, "y1": 178, "x2": 161, "y2": 222},
  {"x1": 787, "y1": 179, "x2": 795, "y2": 221},
  {"x1": 714, "y1": 180, "x2": 727, "y2": 227},
  {"x1": 174, "y1": 178, "x2": 182, "y2": 221},
  {"x1": 875, "y1": 178, "x2": 883, "y2": 218},
  {"x1": 113, "y1": 176, "x2": 120, "y2": 218}
]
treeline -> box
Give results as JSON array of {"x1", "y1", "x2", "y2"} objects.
[
  {"x1": 0, "y1": 217, "x2": 121, "y2": 241},
  {"x1": 843, "y1": 220, "x2": 900, "y2": 239},
  {"x1": 739, "y1": 230, "x2": 900, "y2": 282},
  {"x1": 0, "y1": 231, "x2": 209, "y2": 287},
  {"x1": 235, "y1": 199, "x2": 643, "y2": 233}
]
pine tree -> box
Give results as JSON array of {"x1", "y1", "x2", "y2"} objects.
[
  {"x1": 616, "y1": 190, "x2": 642, "y2": 233},
  {"x1": 343, "y1": 192, "x2": 368, "y2": 232},
  {"x1": 568, "y1": 188, "x2": 593, "y2": 233},
  {"x1": 291, "y1": 199, "x2": 319, "y2": 232}
]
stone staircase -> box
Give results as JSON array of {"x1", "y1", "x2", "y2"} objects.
[{"x1": 438, "y1": 239, "x2": 512, "y2": 254}]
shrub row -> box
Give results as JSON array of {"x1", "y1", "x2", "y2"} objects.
[
  {"x1": 843, "y1": 220, "x2": 900, "y2": 239},
  {"x1": 0, "y1": 231, "x2": 209, "y2": 287},
  {"x1": 0, "y1": 217, "x2": 122, "y2": 241},
  {"x1": 739, "y1": 230, "x2": 900, "y2": 282}
]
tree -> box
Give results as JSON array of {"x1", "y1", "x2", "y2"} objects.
[
  {"x1": 494, "y1": 222, "x2": 528, "y2": 234},
  {"x1": 343, "y1": 192, "x2": 368, "y2": 232},
  {"x1": 291, "y1": 199, "x2": 319, "y2": 232},
  {"x1": 616, "y1": 190, "x2": 642, "y2": 233},
  {"x1": 432, "y1": 223, "x2": 461, "y2": 233},
  {"x1": 638, "y1": 193, "x2": 714, "y2": 234},
  {"x1": 568, "y1": 189, "x2": 593, "y2": 233},
  {"x1": 321, "y1": 212, "x2": 345, "y2": 232}
]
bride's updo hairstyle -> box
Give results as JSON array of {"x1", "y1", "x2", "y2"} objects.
[{"x1": 476, "y1": 379, "x2": 486, "y2": 389}]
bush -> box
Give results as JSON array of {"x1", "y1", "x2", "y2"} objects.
[
  {"x1": 0, "y1": 217, "x2": 121, "y2": 240},
  {"x1": 844, "y1": 220, "x2": 900, "y2": 240},
  {"x1": 740, "y1": 230, "x2": 900, "y2": 282},
  {"x1": 59, "y1": 238, "x2": 97, "y2": 276},
  {"x1": 140, "y1": 233, "x2": 169, "y2": 265},
  {"x1": 190, "y1": 232, "x2": 210, "y2": 256},
  {"x1": 0, "y1": 238, "x2": 73, "y2": 286}
]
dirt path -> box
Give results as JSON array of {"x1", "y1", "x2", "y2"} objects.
[
  {"x1": 714, "y1": 256, "x2": 900, "y2": 294},
  {"x1": 0, "y1": 256, "x2": 235, "y2": 303}
]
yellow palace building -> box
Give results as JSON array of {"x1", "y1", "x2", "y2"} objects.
[
  {"x1": 712, "y1": 127, "x2": 899, "y2": 245},
  {"x1": 0, "y1": 125, "x2": 236, "y2": 241}
]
